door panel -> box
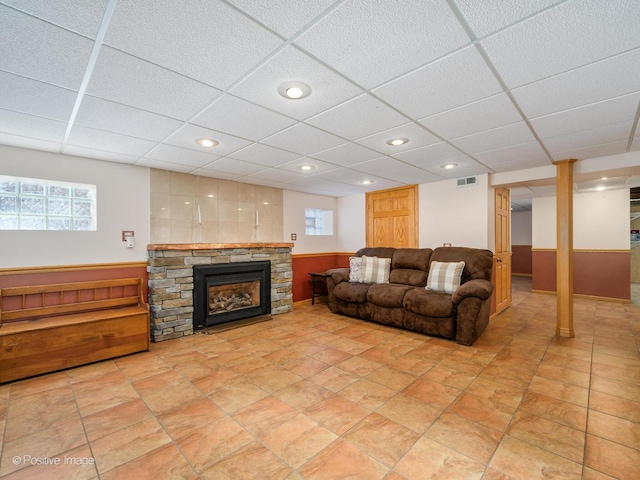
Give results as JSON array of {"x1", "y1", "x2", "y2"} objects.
[
  {"x1": 366, "y1": 185, "x2": 418, "y2": 248},
  {"x1": 495, "y1": 187, "x2": 512, "y2": 314}
]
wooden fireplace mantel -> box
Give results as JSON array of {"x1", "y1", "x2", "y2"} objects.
[{"x1": 147, "y1": 242, "x2": 294, "y2": 251}]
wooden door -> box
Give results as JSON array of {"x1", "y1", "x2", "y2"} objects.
[
  {"x1": 366, "y1": 185, "x2": 418, "y2": 248},
  {"x1": 494, "y1": 187, "x2": 512, "y2": 314}
]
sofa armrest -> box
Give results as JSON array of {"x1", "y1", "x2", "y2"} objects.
[
  {"x1": 326, "y1": 268, "x2": 350, "y2": 285},
  {"x1": 452, "y1": 279, "x2": 493, "y2": 304}
]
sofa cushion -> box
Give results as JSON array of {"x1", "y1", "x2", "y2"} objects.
[
  {"x1": 349, "y1": 256, "x2": 363, "y2": 283},
  {"x1": 333, "y1": 281, "x2": 371, "y2": 304},
  {"x1": 403, "y1": 289, "x2": 454, "y2": 318},
  {"x1": 431, "y1": 247, "x2": 493, "y2": 282},
  {"x1": 389, "y1": 248, "x2": 432, "y2": 287},
  {"x1": 426, "y1": 261, "x2": 465, "y2": 294},
  {"x1": 361, "y1": 255, "x2": 390, "y2": 283},
  {"x1": 366, "y1": 283, "x2": 413, "y2": 308}
]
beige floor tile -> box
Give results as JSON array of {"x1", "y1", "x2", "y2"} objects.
[
  {"x1": 158, "y1": 397, "x2": 226, "y2": 441},
  {"x1": 394, "y1": 436, "x2": 485, "y2": 480},
  {"x1": 101, "y1": 443, "x2": 196, "y2": 480},
  {"x1": 308, "y1": 366, "x2": 360, "y2": 392},
  {"x1": 588, "y1": 389, "x2": 640, "y2": 424},
  {"x1": 447, "y1": 392, "x2": 516, "y2": 433},
  {"x1": 587, "y1": 410, "x2": 640, "y2": 450},
  {"x1": 304, "y1": 395, "x2": 370, "y2": 435},
  {"x1": 82, "y1": 398, "x2": 152, "y2": 442},
  {"x1": 232, "y1": 395, "x2": 298, "y2": 437},
  {"x1": 585, "y1": 434, "x2": 640, "y2": 480},
  {"x1": 274, "y1": 379, "x2": 334, "y2": 411},
  {"x1": 376, "y1": 392, "x2": 442, "y2": 434},
  {"x1": 343, "y1": 413, "x2": 419, "y2": 467},
  {"x1": 519, "y1": 390, "x2": 587, "y2": 431},
  {"x1": 199, "y1": 442, "x2": 291, "y2": 480},
  {"x1": 337, "y1": 378, "x2": 396, "y2": 410}
]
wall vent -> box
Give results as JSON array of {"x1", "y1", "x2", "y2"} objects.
[{"x1": 456, "y1": 175, "x2": 477, "y2": 187}]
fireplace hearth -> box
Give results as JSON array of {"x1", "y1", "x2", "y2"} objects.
[{"x1": 193, "y1": 261, "x2": 271, "y2": 330}]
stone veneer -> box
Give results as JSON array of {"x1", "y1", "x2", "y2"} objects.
[{"x1": 147, "y1": 243, "x2": 293, "y2": 342}]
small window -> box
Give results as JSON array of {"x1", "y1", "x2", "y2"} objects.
[
  {"x1": 305, "y1": 208, "x2": 333, "y2": 236},
  {"x1": 0, "y1": 175, "x2": 96, "y2": 231}
]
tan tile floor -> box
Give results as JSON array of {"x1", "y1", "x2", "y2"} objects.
[{"x1": 1, "y1": 276, "x2": 639, "y2": 479}]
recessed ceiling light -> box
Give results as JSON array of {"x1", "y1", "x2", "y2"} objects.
[
  {"x1": 386, "y1": 138, "x2": 408, "y2": 146},
  {"x1": 207, "y1": 194, "x2": 214, "y2": 198},
  {"x1": 362, "y1": 180, "x2": 373, "y2": 185},
  {"x1": 441, "y1": 163, "x2": 458, "y2": 169},
  {"x1": 263, "y1": 202, "x2": 269, "y2": 205},
  {"x1": 184, "y1": 201, "x2": 191, "y2": 205},
  {"x1": 195, "y1": 138, "x2": 218, "y2": 147},
  {"x1": 596, "y1": 186, "x2": 606, "y2": 191},
  {"x1": 601, "y1": 177, "x2": 608, "y2": 180},
  {"x1": 299, "y1": 165, "x2": 315, "y2": 171},
  {"x1": 278, "y1": 81, "x2": 312, "y2": 100}
]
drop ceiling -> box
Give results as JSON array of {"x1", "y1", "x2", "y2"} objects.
[{"x1": 1, "y1": 0, "x2": 639, "y2": 200}]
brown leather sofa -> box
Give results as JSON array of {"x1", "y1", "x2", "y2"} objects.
[{"x1": 325, "y1": 246, "x2": 494, "y2": 346}]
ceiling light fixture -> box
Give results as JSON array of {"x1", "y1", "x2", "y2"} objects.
[
  {"x1": 595, "y1": 186, "x2": 606, "y2": 191},
  {"x1": 362, "y1": 180, "x2": 373, "y2": 185},
  {"x1": 195, "y1": 138, "x2": 218, "y2": 147},
  {"x1": 299, "y1": 165, "x2": 315, "y2": 171},
  {"x1": 441, "y1": 163, "x2": 458, "y2": 169},
  {"x1": 278, "y1": 81, "x2": 312, "y2": 100},
  {"x1": 386, "y1": 138, "x2": 408, "y2": 146}
]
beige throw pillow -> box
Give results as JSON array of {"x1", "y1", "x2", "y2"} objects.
[
  {"x1": 361, "y1": 255, "x2": 391, "y2": 284},
  {"x1": 426, "y1": 261, "x2": 465, "y2": 293},
  {"x1": 349, "y1": 256, "x2": 363, "y2": 283}
]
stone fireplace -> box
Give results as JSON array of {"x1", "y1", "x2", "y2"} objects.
[
  {"x1": 147, "y1": 243, "x2": 293, "y2": 342},
  {"x1": 193, "y1": 261, "x2": 271, "y2": 329}
]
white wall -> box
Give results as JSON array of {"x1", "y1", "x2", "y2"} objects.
[
  {"x1": 512, "y1": 211, "x2": 533, "y2": 245},
  {"x1": 0, "y1": 145, "x2": 150, "y2": 267},
  {"x1": 283, "y1": 190, "x2": 338, "y2": 254},
  {"x1": 532, "y1": 189, "x2": 630, "y2": 249},
  {"x1": 420, "y1": 174, "x2": 491, "y2": 249},
  {"x1": 336, "y1": 194, "x2": 365, "y2": 253}
]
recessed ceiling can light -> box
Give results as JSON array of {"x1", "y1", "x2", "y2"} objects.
[
  {"x1": 596, "y1": 186, "x2": 606, "y2": 191},
  {"x1": 299, "y1": 165, "x2": 315, "y2": 171},
  {"x1": 362, "y1": 180, "x2": 373, "y2": 185},
  {"x1": 441, "y1": 163, "x2": 458, "y2": 169},
  {"x1": 386, "y1": 138, "x2": 408, "y2": 146},
  {"x1": 195, "y1": 138, "x2": 218, "y2": 147},
  {"x1": 278, "y1": 81, "x2": 312, "y2": 100}
]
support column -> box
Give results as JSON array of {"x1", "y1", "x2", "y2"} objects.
[{"x1": 554, "y1": 159, "x2": 577, "y2": 338}]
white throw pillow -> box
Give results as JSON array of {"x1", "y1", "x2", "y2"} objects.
[
  {"x1": 426, "y1": 261, "x2": 465, "y2": 293},
  {"x1": 361, "y1": 255, "x2": 391, "y2": 284},
  {"x1": 349, "y1": 256, "x2": 363, "y2": 283}
]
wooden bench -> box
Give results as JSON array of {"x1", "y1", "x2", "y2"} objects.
[{"x1": 0, "y1": 278, "x2": 150, "y2": 384}]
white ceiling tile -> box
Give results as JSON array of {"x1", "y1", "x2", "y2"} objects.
[
  {"x1": 245, "y1": 167, "x2": 305, "y2": 183},
  {"x1": 226, "y1": 143, "x2": 300, "y2": 166},
  {"x1": 349, "y1": 157, "x2": 411, "y2": 176},
  {"x1": 135, "y1": 158, "x2": 194, "y2": 173},
  {"x1": 512, "y1": 48, "x2": 640, "y2": 118},
  {"x1": 311, "y1": 142, "x2": 382, "y2": 167},
  {"x1": 488, "y1": 156, "x2": 552, "y2": 173},
  {"x1": 455, "y1": 0, "x2": 562, "y2": 38},
  {"x1": 188, "y1": 168, "x2": 240, "y2": 181},
  {"x1": 419, "y1": 93, "x2": 523, "y2": 140},
  {"x1": 311, "y1": 167, "x2": 376, "y2": 184},
  {"x1": 532, "y1": 93, "x2": 640, "y2": 140},
  {"x1": 550, "y1": 140, "x2": 629, "y2": 163},
  {"x1": 261, "y1": 123, "x2": 346, "y2": 155},
  {"x1": 373, "y1": 47, "x2": 503, "y2": 119},
  {"x1": 0, "y1": 6, "x2": 93, "y2": 89},
  {"x1": 529, "y1": 185, "x2": 557, "y2": 197},
  {"x1": 165, "y1": 124, "x2": 252, "y2": 156},
  {"x1": 0, "y1": 133, "x2": 61, "y2": 153},
  {"x1": 192, "y1": 94, "x2": 296, "y2": 141},
  {"x1": 391, "y1": 142, "x2": 467, "y2": 168},
  {"x1": 230, "y1": 46, "x2": 363, "y2": 120},
  {"x1": 227, "y1": 0, "x2": 336, "y2": 38},
  {"x1": 296, "y1": 0, "x2": 469, "y2": 88},
  {"x1": 450, "y1": 122, "x2": 536, "y2": 155},
  {"x1": 87, "y1": 47, "x2": 221, "y2": 120},
  {"x1": 0, "y1": 71, "x2": 76, "y2": 121},
  {"x1": 354, "y1": 123, "x2": 441, "y2": 154},
  {"x1": 375, "y1": 167, "x2": 444, "y2": 185},
  {"x1": 511, "y1": 186, "x2": 537, "y2": 200},
  {"x1": 144, "y1": 144, "x2": 221, "y2": 168},
  {"x1": 3, "y1": 0, "x2": 109, "y2": 37},
  {"x1": 105, "y1": 0, "x2": 282, "y2": 89},
  {"x1": 0, "y1": 109, "x2": 66, "y2": 143},
  {"x1": 276, "y1": 157, "x2": 340, "y2": 175},
  {"x1": 76, "y1": 96, "x2": 183, "y2": 142},
  {"x1": 544, "y1": 122, "x2": 634, "y2": 155},
  {"x1": 474, "y1": 141, "x2": 549, "y2": 167},
  {"x1": 481, "y1": 0, "x2": 640, "y2": 87},
  {"x1": 199, "y1": 158, "x2": 266, "y2": 176},
  {"x1": 66, "y1": 125, "x2": 156, "y2": 157},
  {"x1": 306, "y1": 94, "x2": 408, "y2": 139},
  {"x1": 63, "y1": 146, "x2": 139, "y2": 165}
]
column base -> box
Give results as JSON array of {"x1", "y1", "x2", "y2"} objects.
[{"x1": 556, "y1": 326, "x2": 575, "y2": 338}]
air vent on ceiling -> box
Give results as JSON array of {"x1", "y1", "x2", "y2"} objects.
[{"x1": 456, "y1": 175, "x2": 477, "y2": 187}]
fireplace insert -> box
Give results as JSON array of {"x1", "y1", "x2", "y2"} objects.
[{"x1": 193, "y1": 261, "x2": 271, "y2": 329}]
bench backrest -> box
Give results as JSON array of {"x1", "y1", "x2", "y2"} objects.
[{"x1": 0, "y1": 278, "x2": 147, "y2": 325}]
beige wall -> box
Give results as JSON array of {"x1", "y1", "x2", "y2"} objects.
[{"x1": 150, "y1": 169, "x2": 283, "y2": 243}]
